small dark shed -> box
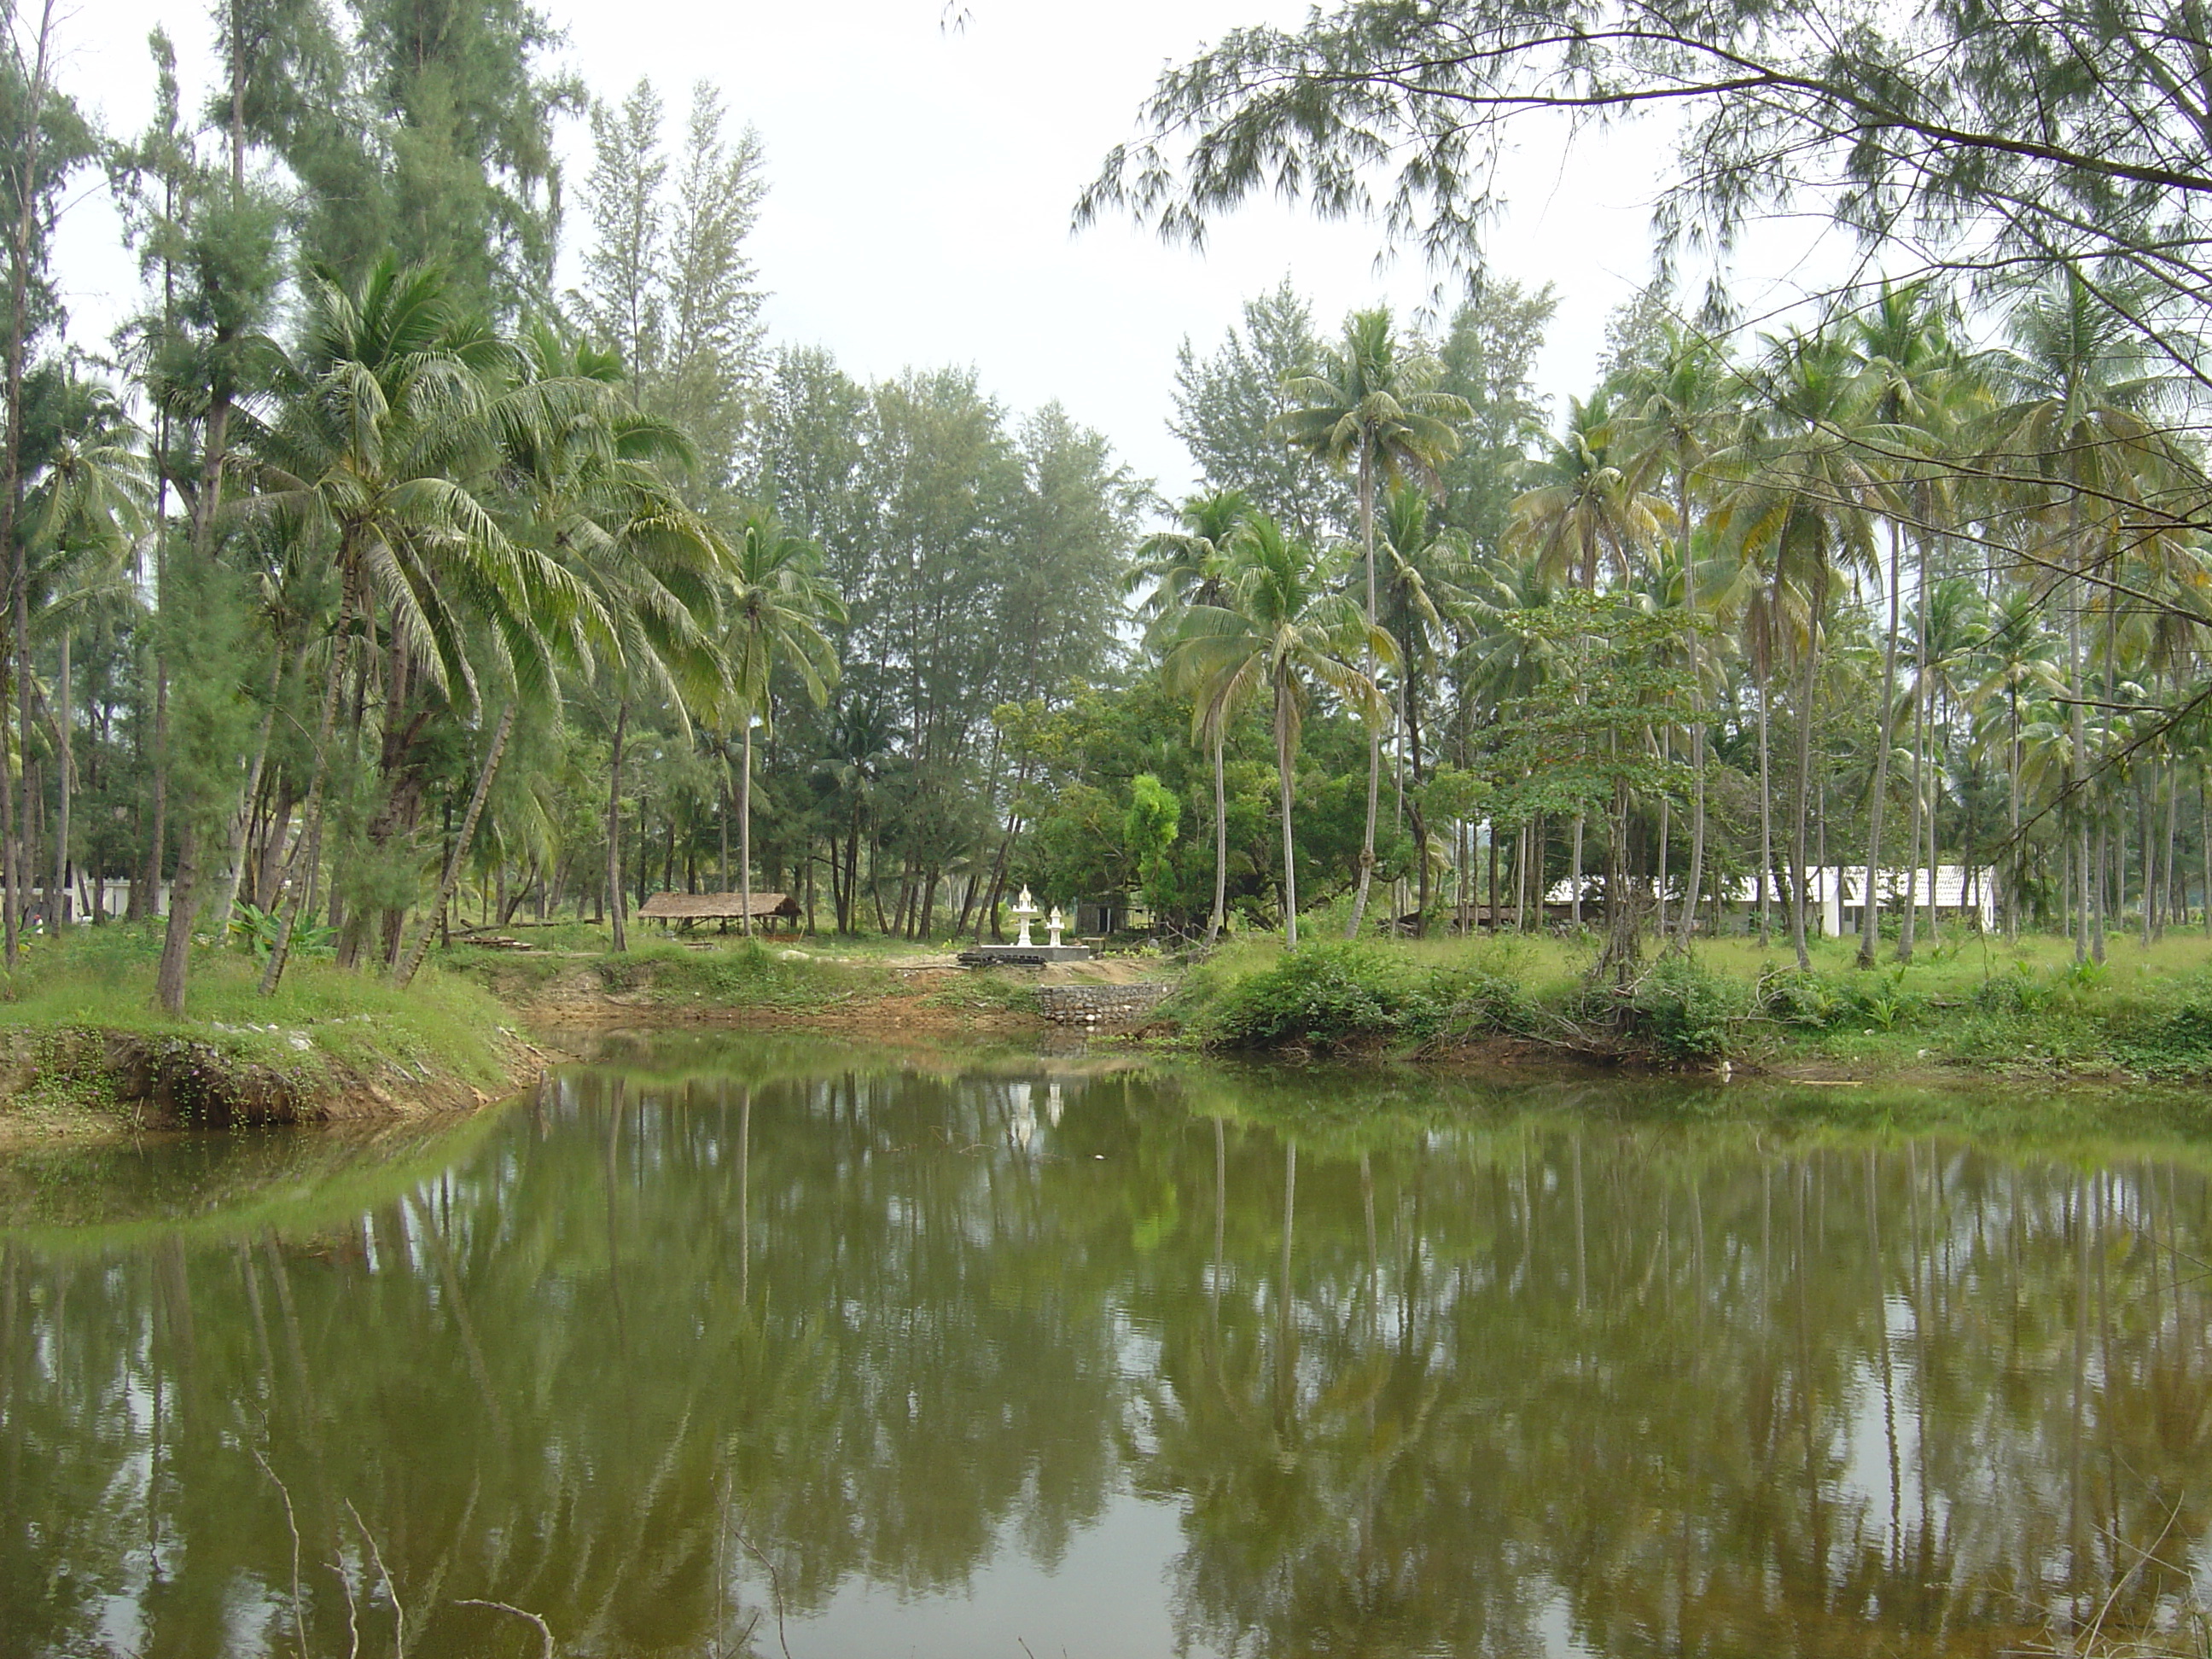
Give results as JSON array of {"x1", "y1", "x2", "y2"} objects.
[{"x1": 637, "y1": 891, "x2": 802, "y2": 933}]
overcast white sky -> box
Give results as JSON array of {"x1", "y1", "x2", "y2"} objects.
[{"x1": 51, "y1": 0, "x2": 1720, "y2": 505}]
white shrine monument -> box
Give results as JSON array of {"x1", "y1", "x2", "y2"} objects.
[{"x1": 963, "y1": 885, "x2": 1094, "y2": 965}]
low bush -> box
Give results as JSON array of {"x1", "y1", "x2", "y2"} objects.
[
  {"x1": 1629, "y1": 958, "x2": 1753, "y2": 1061},
  {"x1": 1423, "y1": 965, "x2": 1540, "y2": 1039},
  {"x1": 2107, "y1": 971, "x2": 2212, "y2": 1077},
  {"x1": 1208, "y1": 941, "x2": 1429, "y2": 1050},
  {"x1": 593, "y1": 940, "x2": 890, "y2": 1008},
  {"x1": 1761, "y1": 967, "x2": 1847, "y2": 1030},
  {"x1": 1969, "y1": 966, "x2": 2057, "y2": 1018}
]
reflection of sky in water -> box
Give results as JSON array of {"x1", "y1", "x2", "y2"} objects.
[
  {"x1": 802, "y1": 1495, "x2": 1209, "y2": 1659},
  {"x1": 7, "y1": 1038, "x2": 2212, "y2": 1657}
]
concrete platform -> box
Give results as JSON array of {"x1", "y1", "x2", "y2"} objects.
[{"x1": 959, "y1": 944, "x2": 1095, "y2": 966}]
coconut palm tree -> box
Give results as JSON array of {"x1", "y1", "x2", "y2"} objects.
[
  {"x1": 240, "y1": 259, "x2": 598, "y2": 993},
  {"x1": 1135, "y1": 490, "x2": 1257, "y2": 946},
  {"x1": 1614, "y1": 323, "x2": 1738, "y2": 950},
  {"x1": 1374, "y1": 480, "x2": 1474, "y2": 928},
  {"x1": 389, "y1": 328, "x2": 729, "y2": 982},
  {"x1": 1128, "y1": 489, "x2": 1251, "y2": 647},
  {"x1": 1986, "y1": 266, "x2": 2181, "y2": 963},
  {"x1": 724, "y1": 507, "x2": 843, "y2": 936},
  {"x1": 1277, "y1": 310, "x2": 1468, "y2": 937},
  {"x1": 813, "y1": 696, "x2": 901, "y2": 935},
  {"x1": 1711, "y1": 329, "x2": 1888, "y2": 969},
  {"x1": 1167, "y1": 515, "x2": 1395, "y2": 948},
  {"x1": 18, "y1": 388, "x2": 148, "y2": 934},
  {"x1": 1507, "y1": 391, "x2": 1674, "y2": 927},
  {"x1": 1966, "y1": 587, "x2": 2066, "y2": 937},
  {"x1": 1512, "y1": 391, "x2": 1675, "y2": 592}
]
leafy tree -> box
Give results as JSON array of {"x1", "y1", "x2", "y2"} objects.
[
  {"x1": 1171, "y1": 279, "x2": 1351, "y2": 545},
  {"x1": 1168, "y1": 515, "x2": 1394, "y2": 947},
  {"x1": 1124, "y1": 771, "x2": 1182, "y2": 918},
  {"x1": 725, "y1": 507, "x2": 841, "y2": 934},
  {"x1": 1278, "y1": 306, "x2": 1469, "y2": 937}
]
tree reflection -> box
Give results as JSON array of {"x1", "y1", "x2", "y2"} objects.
[{"x1": 4, "y1": 1050, "x2": 2212, "y2": 1657}]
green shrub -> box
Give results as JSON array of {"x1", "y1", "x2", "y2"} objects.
[
  {"x1": 1761, "y1": 967, "x2": 1846, "y2": 1030},
  {"x1": 1629, "y1": 958, "x2": 1752, "y2": 1061},
  {"x1": 1969, "y1": 966, "x2": 2055, "y2": 1018},
  {"x1": 1210, "y1": 941, "x2": 1428, "y2": 1050},
  {"x1": 1423, "y1": 966, "x2": 1538, "y2": 1039},
  {"x1": 2108, "y1": 972, "x2": 2212, "y2": 1077},
  {"x1": 1837, "y1": 968, "x2": 1928, "y2": 1032}
]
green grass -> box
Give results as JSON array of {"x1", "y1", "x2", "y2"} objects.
[
  {"x1": 0, "y1": 923, "x2": 520, "y2": 1095},
  {"x1": 1167, "y1": 923, "x2": 2212, "y2": 1075},
  {"x1": 445, "y1": 933, "x2": 905, "y2": 1010}
]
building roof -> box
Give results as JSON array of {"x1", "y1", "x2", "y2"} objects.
[{"x1": 637, "y1": 891, "x2": 800, "y2": 921}]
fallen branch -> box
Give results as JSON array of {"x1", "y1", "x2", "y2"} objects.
[
  {"x1": 252, "y1": 1449, "x2": 312, "y2": 1659},
  {"x1": 457, "y1": 1599, "x2": 555, "y2": 1659}
]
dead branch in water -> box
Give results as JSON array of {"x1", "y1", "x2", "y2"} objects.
[{"x1": 457, "y1": 1598, "x2": 556, "y2": 1659}]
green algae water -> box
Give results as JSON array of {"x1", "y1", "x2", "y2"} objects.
[{"x1": 6, "y1": 1033, "x2": 2212, "y2": 1658}]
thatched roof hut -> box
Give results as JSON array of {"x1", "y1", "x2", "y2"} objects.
[{"x1": 637, "y1": 891, "x2": 801, "y2": 930}]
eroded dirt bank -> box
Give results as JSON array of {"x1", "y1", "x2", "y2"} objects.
[{"x1": 0, "y1": 1024, "x2": 553, "y2": 1148}]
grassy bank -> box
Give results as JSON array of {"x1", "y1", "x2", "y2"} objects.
[
  {"x1": 440, "y1": 932, "x2": 1055, "y2": 1024},
  {"x1": 1167, "y1": 928, "x2": 2212, "y2": 1078},
  {"x1": 0, "y1": 925, "x2": 532, "y2": 1140}
]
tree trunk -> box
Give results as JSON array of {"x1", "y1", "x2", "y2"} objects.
[
  {"x1": 1346, "y1": 445, "x2": 1379, "y2": 938},
  {"x1": 395, "y1": 700, "x2": 517, "y2": 988},
  {"x1": 1674, "y1": 463, "x2": 1708, "y2": 952},
  {"x1": 49, "y1": 632, "x2": 69, "y2": 926},
  {"x1": 1277, "y1": 680, "x2": 1300, "y2": 949},
  {"x1": 1860, "y1": 521, "x2": 1905, "y2": 969},
  {"x1": 1569, "y1": 816, "x2": 1583, "y2": 929},
  {"x1": 0, "y1": 0, "x2": 55, "y2": 973},
  {"x1": 739, "y1": 719, "x2": 754, "y2": 939},
  {"x1": 1208, "y1": 723, "x2": 1228, "y2": 947},
  {"x1": 258, "y1": 585, "x2": 358, "y2": 998},
  {"x1": 1756, "y1": 669, "x2": 1774, "y2": 948},
  {"x1": 606, "y1": 700, "x2": 629, "y2": 952},
  {"x1": 212, "y1": 649, "x2": 288, "y2": 945},
  {"x1": 1789, "y1": 623, "x2": 1818, "y2": 972},
  {"x1": 1899, "y1": 655, "x2": 1926, "y2": 964},
  {"x1": 2200, "y1": 782, "x2": 2209, "y2": 938},
  {"x1": 1655, "y1": 731, "x2": 1671, "y2": 943},
  {"x1": 154, "y1": 825, "x2": 201, "y2": 1015}
]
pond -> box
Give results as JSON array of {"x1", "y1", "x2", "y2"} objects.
[{"x1": 4, "y1": 1033, "x2": 2212, "y2": 1658}]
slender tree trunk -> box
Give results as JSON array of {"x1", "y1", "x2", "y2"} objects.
[
  {"x1": 212, "y1": 649, "x2": 288, "y2": 943},
  {"x1": 1756, "y1": 670, "x2": 1774, "y2": 948},
  {"x1": 394, "y1": 701, "x2": 517, "y2": 988},
  {"x1": 2007, "y1": 689, "x2": 2022, "y2": 940},
  {"x1": 2200, "y1": 781, "x2": 2209, "y2": 938},
  {"x1": 1789, "y1": 623, "x2": 1818, "y2": 972},
  {"x1": 1569, "y1": 816, "x2": 1583, "y2": 929},
  {"x1": 0, "y1": 2, "x2": 56, "y2": 972},
  {"x1": 1899, "y1": 655, "x2": 1926, "y2": 964},
  {"x1": 1347, "y1": 447, "x2": 1379, "y2": 938},
  {"x1": 739, "y1": 719, "x2": 754, "y2": 939},
  {"x1": 257, "y1": 584, "x2": 357, "y2": 998},
  {"x1": 1278, "y1": 680, "x2": 1300, "y2": 949},
  {"x1": 1656, "y1": 731, "x2": 1671, "y2": 942},
  {"x1": 1514, "y1": 822, "x2": 1528, "y2": 934},
  {"x1": 1208, "y1": 722, "x2": 1228, "y2": 947},
  {"x1": 1487, "y1": 819, "x2": 1499, "y2": 936},
  {"x1": 606, "y1": 701, "x2": 629, "y2": 952},
  {"x1": 1674, "y1": 463, "x2": 1708, "y2": 952},
  {"x1": 49, "y1": 632, "x2": 69, "y2": 926},
  {"x1": 1860, "y1": 521, "x2": 1905, "y2": 968},
  {"x1": 153, "y1": 827, "x2": 203, "y2": 1015},
  {"x1": 2162, "y1": 762, "x2": 2180, "y2": 942}
]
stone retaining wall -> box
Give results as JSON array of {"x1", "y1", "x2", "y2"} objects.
[{"x1": 1033, "y1": 982, "x2": 1177, "y2": 1027}]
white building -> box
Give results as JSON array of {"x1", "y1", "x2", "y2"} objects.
[{"x1": 1542, "y1": 866, "x2": 1996, "y2": 935}]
